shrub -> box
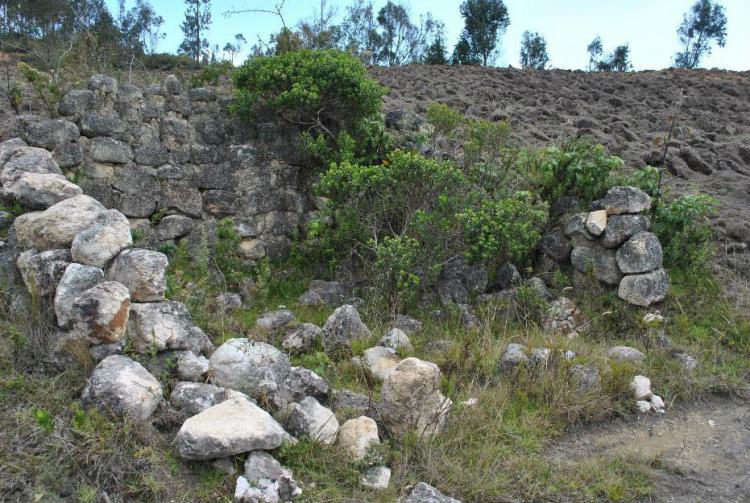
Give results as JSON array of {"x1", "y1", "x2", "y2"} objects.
[
  {"x1": 653, "y1": 194, "x2": 716, "y2": 270},
  {"x1": 426, "y1": 102, "x2": 466, "y2": 138},
  {"x1": 232, "y1": 49, "x2": 386, "y2": 133},
  {"x1": 532, "y1": 140, "x2": 623, "y2": 204},
  {"x1": 190, "y1": 61, "x2": 232, "y2": 87},
  {"x1": 460, "y1": 192, "x2": 548, "y2": 267}
]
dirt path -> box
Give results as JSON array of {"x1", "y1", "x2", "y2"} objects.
[{"x1": 551, "y1": 396, "x2": 750, "y2": 502}]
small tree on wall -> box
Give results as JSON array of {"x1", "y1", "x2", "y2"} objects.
[{"x1": 520, "y1": 31, "x2": 548, "y2": 69}]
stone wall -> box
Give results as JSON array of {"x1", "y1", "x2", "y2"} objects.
[{"x1": 18, "y1": 73, "x2": 308, "y2": 261}]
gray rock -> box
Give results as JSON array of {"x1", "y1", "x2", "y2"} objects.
[
  {"x1": 601, "y1": 214, "x2": 650, "y2": 248},
  {"x1": 330, "y1": 389, "x2": 379, "y2": 421},
  {"x1": 134, "y1": 140, "x2": 170, "y2": 166},
  {"x1": 438, "y1": 279, "x2": 468, "y2": 305},
  {"x1": 600, "y1": 186, "x2": 651, "y2": 215},
  {"x1": 571, "y1": 244, "x2": 622, "y2": 285},
  {"x1": 55, "y1": 263, "x2": 105, "y2": 328},
  {"x1": 283, "y1": 396, "x2": 339, "y2": 445},
  {"x1": 618, "y1": 268, "x2": 669, "y2": 306},
  {"x1": 379, "y1": 328, "x2": 413, "y2": 352},
  {"x1": 457, "y1": 303, "x2": 480, "y2": 329},
  {"x1": 616, "y1": 232, "x2": 662, "y2": 274},
  {"x1": 58, "y1": 89, "x2": 95, "y2": 117},
  {"x1": 209, "y1": 339, "x2": 292, "y2": 407},
  {"x1": 170, "y1": 381, "x2": 246, "y2": 416},
  {"x1": 440, "y1": 258, "x2": 488, "y2": 294},
  {"x1": 177, "y1": 397, "x2": 291, "y2": 460},
  {"x1": 126, "y1": 301, "x2": 195, "y2": 353},
  {"x1": 540, "y1": 229, "x2": 572, "y2": 263},
  {"x1": 89, "y1": 340, "x2": 125, "y2": 362},
  {"x1": 155, "y1": 215, "x2": 194, "y2": 240},
  {"x1": 164, "y1": 74, "x2": 182, "y2": 95},
  {"x1": 89, "y1": 137, "x2": 133, "y2": 164},
  {"x1": 564, "y1": 213, "x2": 595, "y2": 241},
  {"x1": 71, "y1": 281, "x2": 130, "y2": 344},
  {"x1": 380, "y1": 357, "x2": 451, "y2": 439},
  {"x1": 500, "y1": 343, "x2": 528, "y2": 370},
  {"x1": 25, "y1": 119, "x2": 79, "y2": 149},
  {"x1": 338, "y1": 416, "x2": 380, "y2": 462},
  {"x1": 298, "y1": 280, "x2": 347, "y2": 307},
  {"x1": 88, "y1": 74, "x2": 118, "y2": 95},
  {"x1": 282, "y1": 323, "x2": 322, "y2": 354},
  {"x1": 188, "y1": 87, "x2": 216, "y2": 102},
  {"x1": 286, "y1": 366, "x2": 329, "y2": 403},
  {"x1": 399, "y1": 482, "x2": 462, "y2": 503},
  {"x1": 394, "y1": 314, "x2": 423, "y2": 334},
  {"x1": 3, "y1": 172, "x2": 82, "y2": 209},
  {"x1": 322, "y1": 304, "x2": 371, "y2": 355},
  {"x1": 215, "y1": 291, "x2": 242, "y2": 314},
  {"x1": 1, "y1": 146, "x2": 62, "y2": 186},
  {"x1": 360, "y1": 466, "x2": 391, "y2": 491},
  {"x1": 496, "y1": 263, "x2": 521, "y2": 290},
  {"x1": 607, "y1": 345, "x2": 646, "y2": 363},
  {"x1": 13, "y1": 195, "x2": 105, "y2": 250},
  {"x1": 81, "y1": 355, "x2": 162, "y2": 420},
  {"x1": 543, "y1": 296, "x2": 588, "y2": 337},
  {"x1": 53, "y1": 141, "x2": 82, "y2": 168},
  {"x1": 529, "y1": 347, "x2": 551, "y2": 366},
  {"x1": 80, "y1": 113, "x2": 124, "y2": 138},
  {"x1": 17, "y1": 248, "x2": 71, "y2": 297},
  {"x1": 585, "y1": 210, "x2": 608, "y2": 236},
  {"x1": 71, "y1": 209, "x2": 132, "y2": 267},
  {"x1": 255, "y1": 309, "x2": 294, "y2": 333},
  {"x1": 569, "y1": 364, "x2": 600, "y2": 392},
  {"x1": 526, "y1": 276, "x2": 552, "y2": 300},
  {"x1": 177, "y1": 351, "x2": 210, "y2": 381},
  {"x1": 107, "y1": 248, "x2": 168, "y2": 302}
]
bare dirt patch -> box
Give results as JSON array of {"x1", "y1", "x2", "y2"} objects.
[{"x1": 550, "y1": 396, "x2": 750, "y2": 502}]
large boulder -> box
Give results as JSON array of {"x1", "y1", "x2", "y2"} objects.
[
  {"x1": 337, "y1": 416, "x2": 380, "y2": 461},
  {"x1": 71, "y1": 209, "x2": 132, "y2": 268},
  {"x1": 286, "y1": 366, "x2": 329, "y2": 403},
  {"x1": 155, "y1": 214, "x2": 194, "y2": 240},
  {"x1": 25, "y1": 119, "x2": 79, "y2": 149},
  {"x1": 298, "y1": 280, "x2": 347, "y2": 307},
  {"x1": 89, "y1": 137, "x2": 133, "y2": 164},
  {"x1": 399, "y1": 482, "x2": 462, "y2": 503},
  {"x1": 601, "y1": 214, "x2": 650, "y2": 248},
  {"x1": 322, "y1": 304, "x2": 371, "y2": 355},
  {"x1": 209, "y1": 339, "x2": 292, "y2": 407},
  {"x1": 283, "y1": 396, "x2": 339, "y2": 445},
  {"x1": 107, "y1": 248, "x2": 168, "y2": 302},
  {"x1": 379, "y1": 328, "x2": 413, "y2": 352},
  {"x1": 13, "y1": 195, "x2": 105, "y2": 250},
  {"x1": 618, "y1": 268, "x2": 669, "y2": 306},
  {"x1": 255, "y1": 309, "x2": 294, "y2": 333},
  {"x1": 176, "y1": 351, "x2": 210, "y2": 382},
  {"x1": 81, "y1": 355, "x2": 162, "y2": 420},
  {"x1": 599, "y1": 186, "x2": 651, "y2": 215},
  {"x1": 570, "y1": 244, "x2": 622, "y2": 285},
  {"x1": 354, "y1": 346, "x2": 401, "y2": 381},
  {"x1": 71, "y1": 281, "x2": 130, "y2": 343},
  {"x1": 0, "y1": 137, "x2": 28, "y2": 166},
  {"x1": 2, "y1": 172, "x2": 82, "y2": 209},
  {"x1": 1, "y1": 146, "x2": 62, "y2": 187},
  {"x1": 380, "y1": 358, "x2": 451, "y2": 439},
  {"x1": 616, "y1": 231, "x2": 662, "y2": 274},
  {"x1": 440, "y1": 258, "x2": 488, "y2": 294},
  {"x1": 177, "y1": 397, "x2": 291, "y2": 460},
  {"x1": 282, "y1": 323, "x2": 322, "y2": 354},
  {"x1": 539, "y1": 229, "x2": 572, "y2": 263},
  {"x1": 126, "y1": 301, "x2": 195, "y2": 353},
  {"x1": 169, "y1": 381, "x2": 247, "y2": 416},
  {"x1": 16, "y1": 249, "x2": 71, "y2": 297},
  {"x1": 54, "y1": 263, "x2": 105, "y2": 328}
]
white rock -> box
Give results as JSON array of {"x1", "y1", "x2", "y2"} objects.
[
  {"x1": 284, "y1": 396, "x2": 339, "y2": 445},
  {"x1": 650, "y1": 394, "x2": 666, "y2": 413},
  {"x1": 177, "y1": 397, "x2": 291, "y2": 460},
  {"x1": 585, "y1": 209, "x2": 607, "y2": 236},
  {"x1": 360, "y1": 466, "x2": 391, "y2": 491},
  {"x1": 380, "y1": 357, "x2": 452, "y2": 439},
  {"x1": 3, "y1": 172, "x2": 82, "y2": 209},
  {"x1": 170, "y1": 381, "x2": 248, "y2": 416},
  {"x1": 71, "y1": 209, "x2": 132, "y2": 267},
  {"x1": 636, "y1": 400, "x2": 652, "y2": 413},
  {"x1": 322, "y1": 304, "x2": 371, "y2": 354},
  {"x1": 337, "y1": 416, "x2": 380, "y2": 461},
  {"x1": 209, "y1": 339, "x2": 291, "y2": 407},
  {"x1": 81, "y1": 355, "x2": 162, "y2": 420},
  {"x1": 607, "y1": 345, "x2": 646, "y2": 363},
  {"x1": 107, "y1": 248, "x2": 168, "y2": 302},
  {"x1": 13, "y1": 195, "x2": 105, "y2": 250},
  {"x1": 55, "y1": 263, "x2": 104, "y2": 328},
  {"x1": 354, "y1": 346, "x2": 401, "y2": 381},
  {"x1": 629, "y1": 375, "x2": 652, "y2": 400},
  {"x1": 126, "y1": 301, "x2": 194, "y2": 353},
  {"x1": 177, "y1": 351, "x2": 209, "y2": 381},
  {"x1": 255, "y1": 309, "x2": 294, "y2": 332}
]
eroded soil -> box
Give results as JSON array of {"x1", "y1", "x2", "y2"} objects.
[{"x1": 550, "y1": 396, "x2": 750, "y2": 502}]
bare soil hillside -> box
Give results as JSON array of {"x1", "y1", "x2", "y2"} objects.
[{"x1": 370, "y1": 66, "x2": 750, "y2": 275}]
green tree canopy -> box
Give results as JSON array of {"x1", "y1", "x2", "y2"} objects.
[
  {"x1": 520, "y1": 31, "x2": 548, "y2": 69},
  {"x1": 457, "y1": 0, "x2": 510, "y2": 66},
  {"x1": 675, "y1": 0, "x2": 727, "y2": 69}
]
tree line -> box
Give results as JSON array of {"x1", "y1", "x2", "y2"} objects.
[{"x1": 0, "y1": 0, "x2": 729, "y2": 72}]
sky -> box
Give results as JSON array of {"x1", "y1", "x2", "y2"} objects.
[{"x1": 107, "y1": 0, "x2": 750, "y2": 70}]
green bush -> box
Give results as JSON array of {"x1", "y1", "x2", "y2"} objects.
[
  {"x1": 653, "y1": 194, "x2": 716, "y2": 271},
  {"x1": 232, "y1": 49, "x2": 386, "y2": 132},
  {"x1": 426, "y1": 102, "x2": 466, "y2": 138},
  {"x1": 532, "y1": 140, "x2": 623, "y2": 204},
  {"x1": 190, "y1": 61, "x2": 232, "y2": 87}
]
